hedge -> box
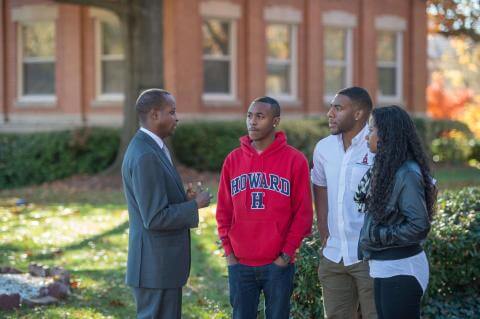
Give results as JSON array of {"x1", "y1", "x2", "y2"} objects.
[
  {"x1": 412, "y1": 117, "x2": 472, "y2": 148},
  {"x1": 291, "y1": 187, "x2": 480, "y2": 318},
  {"x1": 171, "y1": 118, "x2": 330, "y2": 171},
  {"x1": 0, "y1": 128, "x2": 119, "y2": 189},
  {"x1": 172, "y1": 117, "x2": 472, "y2": 171},
  {"x1": 0, "y1": 117, "x2": 472, "y2": 188}
]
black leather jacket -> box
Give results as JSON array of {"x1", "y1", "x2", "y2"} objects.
[{"x1": 358, "y1": 160, "x2": 431, "y2": 261}]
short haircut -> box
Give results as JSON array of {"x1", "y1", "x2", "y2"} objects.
[
  {"x1": 136, "y1": 89, "x2": 172, "y2": 123},
  {"x1": 252, "y1": 96, "x2": 281, "y2": 117},
  {"x1": 338, "y1": 87, "x2": 373, "y2": 112}
]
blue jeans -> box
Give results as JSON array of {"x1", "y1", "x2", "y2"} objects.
[{"x1": 228, "y1": 262, "x2": 295, "y2": 319}]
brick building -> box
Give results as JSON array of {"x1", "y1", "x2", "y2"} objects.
[{"x1": 0, "y1": 0, "x2": 428, "y2": 131}]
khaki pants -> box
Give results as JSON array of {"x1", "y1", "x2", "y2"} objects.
[{"x1": 318, "y1": 252, "x2": 377, "y2": 319}]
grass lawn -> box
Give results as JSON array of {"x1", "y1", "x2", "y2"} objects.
[
  {"x1": 433, "y1": 164, "x2": 480, "y2": 190},
  {"x1": 0, "y1": 164, "x2": 478, "y2": 318},
  {"x1": 0, "y1": 189, "x2": 230, "y2": 318}
]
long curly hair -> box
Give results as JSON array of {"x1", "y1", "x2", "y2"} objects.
[{"x1": 367, "y1": 105, "x2": 436, "y2": 221}]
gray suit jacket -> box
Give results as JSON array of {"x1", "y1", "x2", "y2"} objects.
[{"x1": 122, "y1": 130, "x2": 199, "y2": 289}]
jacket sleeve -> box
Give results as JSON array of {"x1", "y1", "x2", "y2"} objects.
[
  {"x1": 372, "y1": 170, "x2": 431, "y2": 246},
  {"x1": 215, "y1": 156, "x2": 234, "y2": 256},
  {"x1": 132, "y1": 153, "x2": 199, "y2": 231},
  {"x1": 282, "y1": 155, "x2": 314, "y2": 258}
]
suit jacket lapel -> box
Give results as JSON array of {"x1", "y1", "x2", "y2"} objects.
[{"x1": 137, "y1": 131, "x2": 186, "y2": 197}]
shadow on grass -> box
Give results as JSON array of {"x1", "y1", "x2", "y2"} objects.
[
  {"x1": 185, "y1": 227, "x2": 230, "y2": 318},
  {"x1": 30, "y1": 220, "x2": 129, "y2": 262},
  {"x1": 0, "y1": 189, "x2": 126, "y2": 206}
]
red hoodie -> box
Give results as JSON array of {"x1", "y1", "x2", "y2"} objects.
[{"x1": 216, "y1": 131, "x2": 313, "y2": 266}]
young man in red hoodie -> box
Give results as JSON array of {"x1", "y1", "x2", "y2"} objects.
[{"x1": 216, "y1": 96, "x2": 313, "y2": 319}]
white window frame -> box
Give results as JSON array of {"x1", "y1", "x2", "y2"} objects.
[
  {"x1": 201, "y1": 18, "x2": 237, "y2": 102},
  {"x1": 323, "y1": 27, "x2": 353, "y2": 103},
  {"x1": 376, "y1": 31, "x2": 403, "y2": 104},
  {"x1": 264, "y1": 5, "x2": 301, "y2": 103},
  {"x1": 91, "y1": 8, "x2": 124, "y2": 103},
  {"x1": 16, "y1": 21, "x2": 57, "y2": 105},
  {"x1": 265, "y1": 23, "x2": 298, "y2": 102},
  {"x1": 322, "y1": 10, "x2": 357, "y2": 104},
  {"x1": 199, "y1": 2, "x2": 241, "y2": 103},
  {"x1": 375, "y1": 15, "x2": 406, "y2": 104}
]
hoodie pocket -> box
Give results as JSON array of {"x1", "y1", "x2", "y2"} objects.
[{"x1": 229, "y1": 220, "x2": 282, "y2": 261}]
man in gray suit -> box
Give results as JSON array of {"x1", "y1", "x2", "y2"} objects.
[{"x1": 122, "y1": 88, "x2": 212, "y2": 318}]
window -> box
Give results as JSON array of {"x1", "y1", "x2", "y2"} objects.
[
  {"x1": 19, "y1": 22, "x2": 55, "y2": 98},
  {"x1": 266, "y1": 24, "x2": 297, "y2": 100},
  {"x1": 375, "y1": 15, "x2": 405, "y2": 103},
  {"x1": 97, "y1": 19, "x2": 124, "y2": 99},
  {"x1": 377, "y1": 31, "x2": 402, "y2": 101},
  {"x1": 324, "y1": 27, "x2": 352, "y2": 100},
  {"x1": 202, "y1": 19, "x2": 235, "y2": 100}
]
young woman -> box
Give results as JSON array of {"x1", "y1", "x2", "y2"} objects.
[{"x1": 355, "y1": 105, "x2": 437, "y2": 319}]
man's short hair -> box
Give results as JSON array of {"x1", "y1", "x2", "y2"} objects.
[
  {"x1": 338, "y1": 87, "x2": 373, "y2": 112},
  {"x1": 136, "y1": 89, "x2": 172, "y2": 123},
  {"x1": 252, "y1": 96, "x2": 281, "y2": 117}
]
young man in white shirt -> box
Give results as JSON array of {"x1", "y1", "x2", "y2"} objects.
[{"x1": 311, "y1": 87, "x2": 377, "y2": 318}]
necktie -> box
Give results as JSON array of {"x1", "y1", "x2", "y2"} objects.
[{"x1": 162, "y1": 145, "x2": 173, "y2": 165}]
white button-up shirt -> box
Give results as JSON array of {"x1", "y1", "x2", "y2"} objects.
[
  {"x1": 139, "y1": 127, "x2": 172, "y2": 164},
  {"x1": 311, "y1": 125, "x2": 374, "y2": 266}
]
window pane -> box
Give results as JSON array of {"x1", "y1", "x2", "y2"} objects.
[
  {"x1": 102, "y1": 21, "x2": 123, "y2": 55},
  {"x1": 377, "y1": 31, "x2": 396, "y2": 62},
  {"x1": 102, "y1": 60, "x2": 124, "y2": 94},
  {"x1": 324, "y1": 28, "x2": 346, "y2": 61},
  {"x1": 266, "y1": 64, "x2": 290, "y2": 95},
  {"x1": 204, "y1": 60, "x2": 230, "y2": 93},
  {"x1": 324, "y1": 66, "x2": 345, "y2": 95},
  {"x1": 203, "y1": 20, "x2": 230, "y2": 56},
  {"x1": 266, "y1": 24, "x2": 290, "y2": 60},
  {"x1": 23, "y1": 62, "x2": 55, "y2": 95},
  {"x1": 378, "y1": 67, "x2": 396, "y2": 96},
  {"x1": 22, "y1": 22, "x2": 55, "y2": 58}
]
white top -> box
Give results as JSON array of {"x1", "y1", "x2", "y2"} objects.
[
  {"x1": 139, "y1": 127, "x2": 172, "y2": 164},
  {"x1": 369, "y1": 251, "x2": 430, "y2": 293},
  {"x1": 311, "y1": 125, "x2": 374, "y2": 266}
]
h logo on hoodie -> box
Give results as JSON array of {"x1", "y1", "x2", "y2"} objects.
[{"x1": 251, "y1": 192, "x2": 265, "y2": 209}]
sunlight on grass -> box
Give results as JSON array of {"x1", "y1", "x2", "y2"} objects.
[
  {"x1": 0, "y1": 197, "x2": 230, "y2": 318},
  {"x1": 185, "y1": 205, "x2": 230, "y2": 318}
]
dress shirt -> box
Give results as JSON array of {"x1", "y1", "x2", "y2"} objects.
[{"x1": 311, "y1": 125, "x2": 374, "y2": 266}]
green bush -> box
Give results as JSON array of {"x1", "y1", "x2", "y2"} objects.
[
  {"x1": 431, "y1": 136, "x2": 471, "y2": 164},
  {"x1": 468, "y1": 139, "x2": 480, "y2": 162},
  {"x1": 292, "y1": 187, "x2": 480, "y2": 318},
  {"x1": 172, "y1": 121, "x2": 246, "y2": 171},
  {"x1": 291, "y1": 228, "x2": 324, "y2": 319},
  {"x1": 413, "y1": 118, "x2": 472, "y2": 148},
  {"x1": 171, "y1": 119, "x2": 330, "y2": 171},
  {"x1": 0, "y1": 128, "x2": 119, "y2": 189},
  {"x1": 172, "y1": 117, "x2": 472, "y2": 172},
  {"x1": 412, "y1": 118, "x2": 473, "y2": 164},
  {"x1": 280, "y1": 119, "x2": 330, "y2": 162},
  {"x1": 425, "y1": 187, "x2": 480, "y2": 295}
]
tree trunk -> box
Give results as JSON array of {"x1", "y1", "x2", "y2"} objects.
[
  {"x1": 106, "y1": 0, "x2": 164, "y2": 174},
  {"x1": 55, "y1": 0, "x2": 164, "y2": 174}
]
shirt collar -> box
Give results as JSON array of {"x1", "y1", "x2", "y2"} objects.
[
  {"x1": 336, "y1": 124, "x2": 369, "y2": 147},
  {"x1": 351, "y1": 124, "x2": 369, "y2": 146},
  {"x1": 140, "y1": 127, "x2": 165, "y2": 149}
]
